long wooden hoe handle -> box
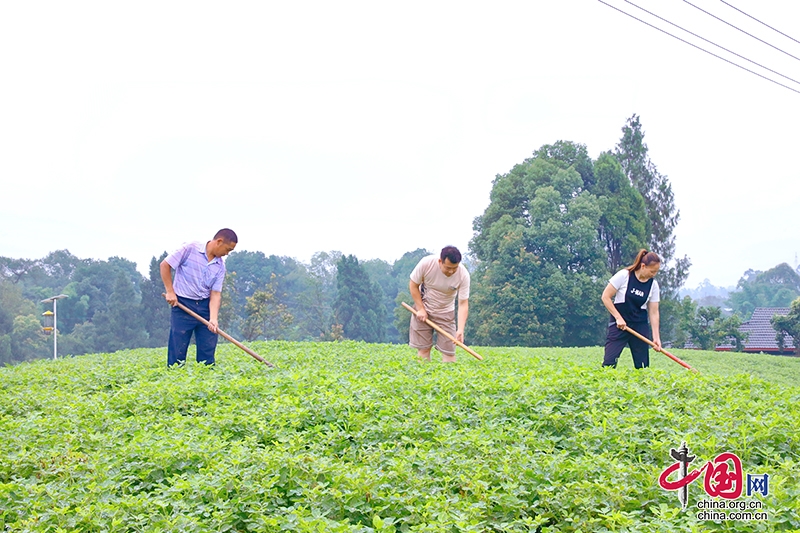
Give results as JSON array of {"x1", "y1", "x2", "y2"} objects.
[
  {"x1": 622, "y1": 325, "x2": 698, "y2": 373},
  {"x1": 164, "y1": 294, "x2": 275, "y2": 368},
  {"x1": 401, "y1": 301, "x2": 483, "y2": 361}
]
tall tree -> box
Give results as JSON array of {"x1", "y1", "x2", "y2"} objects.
[
  {"x1": 592, "y1": 152, "x2": 648, "y2": 273},
  {"x1": 67, "y1": 258, "x2": 143, "y2": 327},
  {"x1": 524, "y1": 142, "x2": 648, "y2": 274},
  {"x1": 391, "y1": 248, "x2": 432, "y2": 343},
  {"x1": 615, "y1": 114, "x2": 690, "y2": 297},
  {"x1": 140, "y1": 253, "x2": 170, "y2": 347},
  {"x1": 0, "y1": 281, "x2": 37, "y2": 364},
  {"x1": 363, "y1": 258, "x2": 402, "y2": 342},
  {"x1": 299, "y1": 251, "x2": 342, "y2": 340},
  {"x1": 334, "y1": 255, "x2": 387, "y2": 343},
  {"x1": 470, "y1": 154, "x2": 608, "y2": 347},
  {"x1": 92, "y1": 271, "x2": 149, "y2": 353},
  {"x1": 55, "y1": 283, "x2": 91, "y2": 335}
]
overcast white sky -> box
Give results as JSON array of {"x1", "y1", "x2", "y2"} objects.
[{"x1": 2, "y1": 0, "x2": 798, "y2": 288}]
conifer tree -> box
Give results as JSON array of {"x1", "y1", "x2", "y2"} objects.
[{"x1": 334, "y1": 255, "x2": 387, "y2": 343}]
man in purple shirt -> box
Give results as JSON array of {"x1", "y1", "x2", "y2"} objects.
[{"x1": 160, "y1": 228, "x2": 237, "y2": 366}]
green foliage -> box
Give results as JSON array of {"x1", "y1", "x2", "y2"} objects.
[
  {"x1": 691, "y1": 304, "x2": 719, "y2": 350},
  {"x1": 615, "y1": 114, "x2": 690, "y2": 298},
  {"x1": 0, "y1": 256, "x2": 38, "y2": 285},
  {"x1": 718, "y1": 314, "x2": 746, "y2": 352},
  {"x1": 334, "y1": 255, "x2": 387, "y2": 343},
  {"x1": 225, "y1": 251, "x2": 310, "y2": 338},
  {"x1": 242, "y1": 275, "x2": 294, "y2": 341},
  {"x1": 1, "y1": 343, "x2": 798, "y2": 532},
  {"x1": 728, "y1": 264, "x2": 800, "y2": 319},
  {"x1": 470, "y1": 154, "x2": 608, "y2": 347},
  {"x1": 58, "y1": 321, "x2": 97, "y2": 357},
  {"x1": 680, "y1": 304, "x2": 745, "y2": 351},
  {"x1": 364, "y1": 249, "x2": 432, "y2": 344},
  {"x1": 9, "y1": 314, "x2": 49, "y2": 362},
  {"x1": 591, "y1": 152, "x2": 648, "y2": 273},
  {"x1": 301, "y1": 251, "x2": 343, "y2": 341},
  {"x1": 219, "y1": 271, "x2": 242, "y2": 335},
  {"x1": 771, "y1": 298, "x2": 800, "y2": 355},
  {"x1": 0, "y1": 247, "x2": 435, "y2": 362},
  {"x1": 362, "y1": 258, "x2": 399, "y2": 341},
  {"x1": 56, "y1": 283, "x2": 90, "y2": 335},
  {"x1": 0, "y1": 282, "x2": 35, "y2": 335},
  {"x1": 0, "y1": 250, "x2": 81, "y2": 296},
  {"x1": 0, "y1": 335, "x2": 10, "y2": 364},
  {"x1": 391, "y1": 249, "x2": 431, "y2": 282},
  {"x1": 75, "y1": 257, "x2": 143, "y2": 318},
  {"x1": 530, "y1": 143, "x2": 648, "y2": 274},
  {"x1": 531, "y1": 140, "x2": 596, "y2": 190},
  {"x1": 394, "y1": 289, "x2": 412, "y2": 343},
  {"x1": 140, "y1": 253, "x2": 171, "y2": 348},
  {"x1": 92, "y1": 271, "x2": 149, "y2": 353},
  {"x1": 660, "y1": 296, "x2": 692, "y2": 349}
]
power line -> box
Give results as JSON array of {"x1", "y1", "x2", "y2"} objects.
[
  {"x1": 683, "y1": 0, "x2": 800, "y2": 62},
  {"x1": 720, "y1": 0, "x2": 800, "y2": 46},
  {"x1": 623, "y1": 0, "x2": 800, "y2": 87},
  {"x1": 596, "y1": 0, "x2": 800, "y2": 95},
  {"x1": 625, "y1": 0, "x2": 800, "y2": 87}
]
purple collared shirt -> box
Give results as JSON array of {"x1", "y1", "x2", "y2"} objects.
[{"x1": 165, "y1": 241, "x2": 226, "y2": 300}]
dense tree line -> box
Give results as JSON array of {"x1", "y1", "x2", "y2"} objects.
[
  {"x1": 665, "y1": 263, "x2": 800, "y2": 352},
  {"x1": 3, "y1": 243, "x2": 795, "y2": 364},
  {"x1": 0, "y1": 247, "x2": 432, "y2": 364},
  {"x1": 0, "y1": 252, "x2": 152, "y2": 363},
  {"x1": 727, "y1": 263, "x2": 800, "y2": 319}
]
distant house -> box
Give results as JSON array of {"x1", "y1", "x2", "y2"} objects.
[{"x1": 716, "y1": 307, "x2": 796, "y2": 355}]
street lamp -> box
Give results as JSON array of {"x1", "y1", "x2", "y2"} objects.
[{"x1": 41, "y1": 294, "x2": 68, "y2": 360}]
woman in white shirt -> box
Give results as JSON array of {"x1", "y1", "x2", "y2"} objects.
[{"x1": 600, "y1": 249, "x2": 662, "y2": 368}]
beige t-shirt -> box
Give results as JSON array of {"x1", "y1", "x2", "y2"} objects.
[{"x1": 410, "y1": 255, "x2": 470, "y2": 313}]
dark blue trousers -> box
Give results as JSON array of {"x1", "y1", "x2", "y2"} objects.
[
  {"x1": 603, "y1": 321, "x2": 651, "y2": 369},
  {"x1": 168, "y1": 296, "x2": 218, "y2": 366}
]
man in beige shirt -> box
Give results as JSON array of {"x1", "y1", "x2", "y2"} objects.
[{"x1": 409, "y1": 246, "x2": 470, "y2": 362}]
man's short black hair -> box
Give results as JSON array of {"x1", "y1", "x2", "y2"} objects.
[
  {"x1": 440, "y1": 246, "x2": 461, "y2": 265},
  {"x1": 214, "y1": 228, "x2": 238, "y2": 243}
]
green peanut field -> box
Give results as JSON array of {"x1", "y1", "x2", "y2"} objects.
[{"x1": 1, "y1": 342, "x2": 798, "y2": 532}]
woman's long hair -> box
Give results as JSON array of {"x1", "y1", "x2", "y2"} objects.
[{"x1": 626, "y1": 249, "x2": 661, "y2": 273}]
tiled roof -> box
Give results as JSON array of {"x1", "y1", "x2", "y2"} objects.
[{"x1": 717, "y1": 307, "x2": 794, "y2": 352}]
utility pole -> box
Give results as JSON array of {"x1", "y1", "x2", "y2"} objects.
[{"x1": 41, "y1": 294, "x2": 68, "y2": 360}]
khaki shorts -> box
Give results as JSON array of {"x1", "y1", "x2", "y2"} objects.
[{"x1": 409, "y1": 307, "x2": 456, "y2": 355}]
